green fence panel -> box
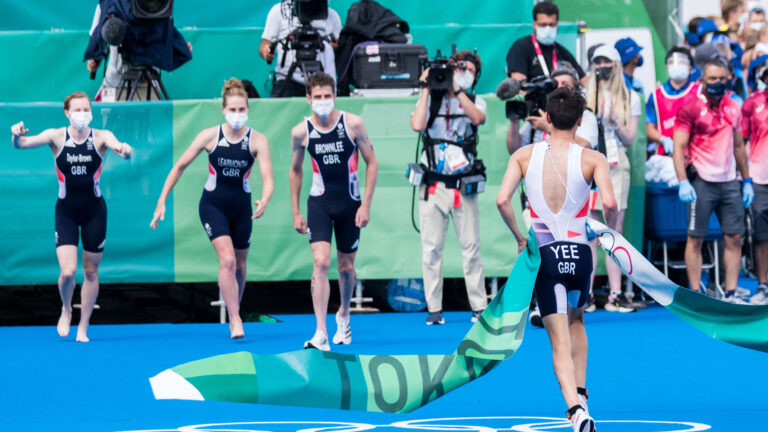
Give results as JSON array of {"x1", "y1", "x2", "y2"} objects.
[
  {"x1": 1, "y1": 1, "x2": 534, "y2": 31},
  {"x1": 0, "y1": 24, "x2": 578, "y2": 103},
  {"x1": 0, "y1": 102, "x2": 175, "y2": 285}
]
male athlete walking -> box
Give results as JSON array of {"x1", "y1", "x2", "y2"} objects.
[
  {"x1": 289, "y1": 72, "x2": 378, "y2": 350},
  {"x1": 497, "y1": 87, "x2": 617, "y2": 432}
]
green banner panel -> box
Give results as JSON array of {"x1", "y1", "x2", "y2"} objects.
[
  {"x1": 0, "y1": 23, "x2": 578, "y2": 102},
  {"x1": 0, "y1": 1, "x2": 534, "y2": 31},
  {"x1": 1, "y1": 96, "x2": 645, "y2": 285},
  {"x1": 0, "y1": 102, "x2": 175, "y2": 285}
]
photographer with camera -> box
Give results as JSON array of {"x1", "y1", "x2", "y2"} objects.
[
  {"x1": 505, "y1": 62, "x2": 598, "y2": 154},
  {"x1": 410, "y1": 51, "x2": 488, "y2": 326},
  {"x1": 260, "y1": 0, "x2": 341, "y2": 98},
  {"x1": 506, "y1": 1, "x2": 586, "y2": 85},
  {"x1": 584, "y1": 45, "x2": 641, "y2": 313}
]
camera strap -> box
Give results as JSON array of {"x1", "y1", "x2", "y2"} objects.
[{"x1": 531, "y1": 34, "x2": 558, "y2": 77}]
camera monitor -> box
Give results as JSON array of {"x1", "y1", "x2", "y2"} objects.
[
  {"x1": 132, "y1": 0, "x2": 173, "y2": 19},
  {"x1": 293, "y1": 0, "x2": 328, "y2": 24}
]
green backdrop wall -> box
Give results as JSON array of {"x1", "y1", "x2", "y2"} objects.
[{"x1": 0, "y1": 96, "x2": 646, "y2": 285}]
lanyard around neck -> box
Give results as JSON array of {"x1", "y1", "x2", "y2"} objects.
[{"x1": 531, "y1": 34, "x2": 557, "y2": 77}]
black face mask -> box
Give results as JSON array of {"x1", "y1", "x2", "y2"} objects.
[
  {"x1": 705, "y1": 81, "x2": 728, "y2": 98},
  {"x1": 596, "y1": 66, "x2": 613, "y2": 81}
]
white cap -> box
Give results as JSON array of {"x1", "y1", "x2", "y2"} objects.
[{"x1": 590, "y1": 45, "x2": 621, "y2": 63}]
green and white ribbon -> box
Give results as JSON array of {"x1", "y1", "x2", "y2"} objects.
[
  {"x1": 588, "y1": 219, "x2": 768, "y2": 353},
  {"x1": 150, "y1": 220, "x2": 768, "y2": 413}
]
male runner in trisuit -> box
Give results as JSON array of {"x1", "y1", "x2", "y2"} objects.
[
  {"x1": 289, "y1": 72, "x2": 378, "y2": 351},
  {"x1": 497, "y1": 87, "x2": 617, "y2": 432}
]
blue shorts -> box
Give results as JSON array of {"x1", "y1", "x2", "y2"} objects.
[
  {"x1": 198, "y1": 191, "x2": 252, "y2": 250},
  {"x1": 534, "y1": 241, "x2": 593, "y2": 318},
  {"x1": 306, "y1": 196, "x2": 361, "y2": 253}
]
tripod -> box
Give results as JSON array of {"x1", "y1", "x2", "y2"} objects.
[{"x1": 117, "y1": 64, "x2": 170, "y2": 101}]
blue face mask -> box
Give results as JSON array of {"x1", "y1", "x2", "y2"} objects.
[
  {"x1": 636, "y1": 55, "x2": 644, "y2": 67},
  {"x1": 705, "y1": 81, "x2": 728, "y2": 98},
  {"x1": 535, "y1": 25, "x2": 557, "y2": 46}
]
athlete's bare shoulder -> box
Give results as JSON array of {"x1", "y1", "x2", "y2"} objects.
[
  {"x1": 510, "y1": 144, "x2": 534, "y2": 174},
  {"x1": 344, "y1": 112, "x2": 364, "y2": 127},
  {"x1": 290, "y1": 121, "x2": 308, "y2": 147}
]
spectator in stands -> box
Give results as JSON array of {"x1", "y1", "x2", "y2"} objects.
[
  {"x1": 507, "y1": 62, "x2": 598, "y2": 154},
  {"x1": 615, "y1": 37, "x2": 645, "y2": 95},
  {"x1": 747, "y1": 5, "x2": 766, "y2": 30},
  {"x1": 685, "y1": 17, "x2": 705, "y2": 49},
  {"x1": 740, "y1": 59, "x2": 768, "y2": 304},
  {"x1": 584, "y1": 45, "x2": 641, "y2": 312},
  {"x1": 646, "y1": 47, "x2": 698, "y2": 156},
  {"x1": 673, "y1": 58, "x2": 752, "y2": 303},
  {"x1": 259, "y1": 2, "x2": 341, "y2": 98},
  {"x1": 505, "y1": 1, "x2": 586, "y2": 85},
  {"x1": 721, "y1": 0, "x2": 747, "y2": 31}
]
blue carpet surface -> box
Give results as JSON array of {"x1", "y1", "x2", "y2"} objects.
[{"x1": 2, "y1": 303, "x2": 766, "y2": 431}]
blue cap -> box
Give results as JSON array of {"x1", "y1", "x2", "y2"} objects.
[
  {"x1": 696, "y1": 19, "x2": 720, "y2": 37},
  {"x1": 685, "y1": 31, "x2": 701, "y2": 46},
  {"x1": 747, "y1": 54, "x2": 768, "y2": 89},
  {"x1": 614, "y1": 37, "x2": 643, "y2": 65}
]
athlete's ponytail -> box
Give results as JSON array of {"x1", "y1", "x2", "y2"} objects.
[
  {"x1": 63, "y1": 91, "x2": 91, "y2": 111},
  {"x1": 222, "y1": 78, "x2": 248, "y2": 108}
]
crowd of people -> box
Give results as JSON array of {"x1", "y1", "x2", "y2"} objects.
[{"x1": 9, "y1": 2, "x2": 768, "y2": 430}]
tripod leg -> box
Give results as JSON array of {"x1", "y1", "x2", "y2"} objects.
[{"x1": 278, "y1": 63, "x2": 299, "y2": 98}]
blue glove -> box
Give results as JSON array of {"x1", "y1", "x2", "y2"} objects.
[
  {"x1": 743, "y1": 178, "x2": 754, "y2": 208},
  {"x1": 661, "y1": 137, "x2": 674, "y2": 154},
  {"x1": 678, "y1": 179, "x2": 697, "y2": 203}
]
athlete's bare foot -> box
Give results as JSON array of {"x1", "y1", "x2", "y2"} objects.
[
  {"x1": 57, "y1": 307, "x2": 72, "y2": 337},
  {"x1": 229, "y1": 318, "x2": 244, "y2": 339},
  {"x1": 76, "y1": 324, "x2": 90, "y2": 343}
]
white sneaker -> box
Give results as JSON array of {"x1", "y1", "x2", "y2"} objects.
[
  {"x1": 578, "y1": 395, "x2": 589, "y2": 416},
  {"x1": 750, "y1": 285, "x2": 768, "y2": 305},
  {"x1": 568, "y1": 407, "x2": 596, "y2": 432},
  {"x1": 332, "y1": 314, "x2": 352, "y2": 345},
  {"x1": 303, "y1": 331, "x2": 330, "y2": 351},
  {"x1": 735, "y1": 286, "x2": 751, "y2": 299},
  {"x1": 722, "y1": 291, "x2": 749, "y2": 305}
]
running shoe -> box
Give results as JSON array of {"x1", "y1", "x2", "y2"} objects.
[
  {"x1": 750, "y1": 284, "x2": 768, "y2": 305},
  {"x1": 604, "y1": 294, "x2": 635, "y2": 313},
  {"x1": 332, "y1": 313, "x2": 352, "y2": 345},
  {"x1": 722, "y1": 290, "x2": 749, "y2": 304},
  {"x1": 735, "y1": 286, "x2": 751, "y2": 299},
  {"x1": 426, "y1": 311, "x2": 444, "y2": 325},
  {"x1": 471, "y1": 310, "x2": 483, "y2": 323},
  {"x1": 584, "y1": 295, "x2": 596, "y2": 313},
  {"x1": 303, "y1": 331, "x2": 330, "y2": 351},
  {"x1": 577, "y1": 387, "x2": 589, "y2": 415},
  {"x1": 568, "y1": 406, "x2": 596, "y2": 432},
  {"x1": 528, "y1": 306, "x2": 544, "y2": 328}
]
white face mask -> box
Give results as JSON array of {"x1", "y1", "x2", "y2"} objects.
[
  {"x1": 69, "y1": 111, "x2": 92, "y2": 131},
  {"x1": 759, "y1": 80, "x2": 767, "y2": 92},
  {"x1": 454, "y1": 70, "x2": 475, "y2": 91},
  {"x1": 535, "y1": 25, "x2": 557, "y2": 46},
  {"x1": 667, "y1": 64, "x2": 690, "y2": 81},
  {"x1": 225, "y1": 112, "x2": 248, "y2": 130},
  {"x1": 312, "y1": 99, "x2": 334, "y2": 118},
  {"x1": 750, "y1": 21, "x2": 766, "y2": 31}
]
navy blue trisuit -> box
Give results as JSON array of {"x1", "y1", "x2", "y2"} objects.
[
  {"x1": 304, "y1": 112, "x2": 362, "y2": 253},
  {"x1": 54, "y1": 128, "x2": 107, "y2": 253},
  {"x1": 199, "y1": 126, "x2": 256, "y2": 250}
]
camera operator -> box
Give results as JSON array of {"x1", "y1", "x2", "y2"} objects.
[
  {"x1": 259, "y1": 0, "x2": 341, "y2": 98},
  {"x1": 410, "y1": 51, "x2": 488, "y2": 326},
  {"x1": 506, "y1": 63, "x2": 598, "y2": 154},
  {"x1": 506, "y1": 1, "x2": 586, "y2": 86},
  {"x1": 84, "y1": 0, "x2": 192, "y2": 101}
]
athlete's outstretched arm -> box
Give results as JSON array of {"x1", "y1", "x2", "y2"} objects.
[
  {"x1": 250, "y1": 132, "x2": 274, "y2": 219},
  {"x1": 289, "y1": 124, "x2": 308, "y2": 234},
  {"x1": 590, "y1": 151, "x2": 618, "y2": 228},
  {"x1": 350, "y1": 115, "x2": 378, "y2": 228},
  {"x1": 10, "y1": 122, "x2": 57, "y2": 150},
  {"x1": 150, "y1": 128, "x2": 214, "y2": 229},
  {"x1": 496, "y1": 152, "x2": 527, "y2": 253},
  {"x1": 98, "y1": 129, "x2": 133, "y2": 159}
]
